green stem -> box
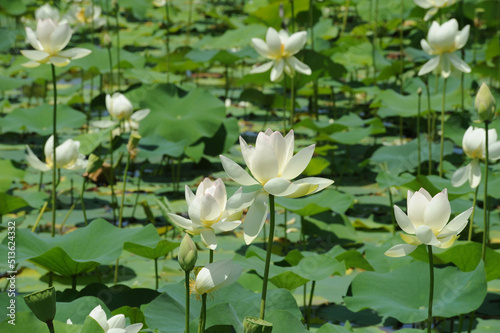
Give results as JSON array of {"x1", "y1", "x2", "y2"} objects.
[
  {"x1": 106, "y1": 38, "x2": 114, "y2": 90},
  {"x1": 439, "y1": 77, "x2": 447, "y2": 177},
  {"x1": 114, "y1": 258, "x2": 119, "y2": 285},
  {"x1": 119, "y1": 154, "x2": 131, "y2": 228},
  {"x1": 198, "y1": 293, "x2": 207, "y2": 333},
  {"x1": 482, "y1": 121, "x2": 490, "y2": 260},
  {"x1": 399, "y1": 0, "x2": 404, "y2": 93},
  {"x1": 417, "y1": 89, "x2": 422, "y2": 177},
  {"x1": 81, "y1": 178, "x2": 88, "y2": 226},
  {"x1": 155, "y1": 258, "x2": 159, "y2": 290},
  {"x1": 38, "y1": 171, "x2": 43, "y2": 192},
  {"x1": 114, "y1": 3, "x2": 121, "y2": 90},
  {"x1": 426, "y1": 80, "x2": 432, "y2": 174},
  {"x1": 260, "y1": 194, "x2": 275, "y2": 320},
  {"x1": 289, "y1": 0, "x2": 295, "y2": 33},
  {"x1": 131, "y1": 167, "x2": 142, "y2": 218},
  {"x1": 467, "y1": 311, "x2": 475, "y2": 333},
  {"x1": 306, "y1": 280, "x2": 316, "y2": 330},
  {"x1": 458, "y1": 313, "x2": 464, "y2": 333},
  {"x1": 289, "y1": 77, "x2": 295, "y2": 129},
  {"x1": 109, "y1": 131, "x2": 117, "y2": 223},
  {"x1": 309, "y1": 0, "x2": 319, "y2": 119},
  {"x1": 71, "y1": 275, "x2": 77, "y2": 291},
  {"x1": 185, "y1": 270, "x2": 190, "y2": 333},
  {"x1": 209, "y1": 249, "x2": 214, "y2": 264},
  {"x1": 51, "y1": 64, "x2": 57, "y2": 238},
  {"x1": 283, "y1": 76, "x2": 287, "y2": 132},
  {"x1": 468, "y1": 186, "x2": 479, "y2": 241},
  {"x1": 340, "y1": 0, "x2": 350, "y2": 38},
  {"x1": 388, "y1": 186, "x2": 395, "y2": 235},
  {"x1": 427, "y1": 245, "x2": 434, "y2": 333},
  {"x1": 186, "y1": 0, "x2": 192, "y2": 46},
  {"x1": 165, "y1": 0, "x2": 171, "y2": 83}
]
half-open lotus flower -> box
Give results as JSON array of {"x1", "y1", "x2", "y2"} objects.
[
  {"x1": 193, "y1": 260, "x2": 242, "y2": 296},
  {"x1": 220, "y1": 129, "x2": 334, "y2": 244},
  {"x1": 88, "y1": 305, "x2": 143, "y2": 333},
  {"x1": 385, "y1": 188, "x2": 472, "y2": 257},
  {"x1": 451, "y1": 127, "x2": 500, "y2": 188},
  {"x1": 26, "y1": 135, "x2": 87, "y2": 172},
  {"x1": 250, "y1": 27, "x2": 311, "y2": 82},
  {"x1": 418, "y1": 18, "x2": 470, "y2": 78},
  {"x1": 21, "y1": 18, "x2": 91, "y2": 67},
  {"x1": 168, "y1": 178, "x2": 245, "y2": 250},
  {"x1": 414, "y1": 0, "x2": 456, "y2": 21},
  {"x1": 92, "y1": 93, "x2": 150, "y2": 136}
]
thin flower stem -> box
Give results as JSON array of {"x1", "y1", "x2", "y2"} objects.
[
  {"x1": 198, "y1": 293, "x2": 207, "y2": 333},
  {"x1": 47, "y1": 320, "x2": 55, "y2": 333},
  {"x1": 283, "y1": 76, "x2": 287, "y2": 132},
  {"x1": 186, "y1": 0, "x2": 193, "y2": 46},
  {"x1": 458, "y1": 313, "x2": 464, "y2": 333},
  {"x1": 425, "y1": 80, "x2": 432, "y2": 174},
  {"x1": 289, "y1": 77, "x2": 295, "y2": 129},
  {"x1": 119, "y1": 154, "x2": 131, "y2": 228},
  {"x1": 388, "y1": 186, "x2": 395, "y2": 235},
  {"x1": 468, "y1": 186, "x2": 479, "y2": 241},
  {"x1": 427, "y1": 245, "x2": 434, "y2": 333},
  {"x1": 306, "y1": 280, "x2": 316, "y2": 330},
  {"x1": 109, "y1": 130, "x2": 117, "y2": 223},
  {"x1": 209, "y1": 249, "x2": 214, "y2": 264},
  {"x1": 482, "y1": 121, "x2": 490, "y2": 260},
  {"x1": 155, "y1": 258, "x2": 159, "y2": 290},
  {"x1": 114, "y1": 3, "x2": 121, "y2": 90},
  {"x1": 260, "y1": 194, "x2": 276, "y2": 320},
  {"x1": 164, "y1": 0, "x2": 171, "y2": 83},
  {"x1": 340, "y1": 0, "x2": 350, "y2": 38},
  {"x1": 417, "y1": 89, "x2": 422, "y2": 177},
  {"x1": 185, "y1": 270, "x2": 190, "y2": 333},
  {"x1": 81, "y1": 178, "x2": 88, "y2": 226},
  {"x1": 51, "y1": 64, "x2": 57, "y2": 238},
  {"x1": 439, "y1": 77, "x2": 447, "y2": 177}
]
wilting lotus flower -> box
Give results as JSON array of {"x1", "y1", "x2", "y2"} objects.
[
  {"x1": 70, "y1": 305, "x2": 142, "y2": 333},
  {"x1": 26, "y1": 135, "x2": 87, "y2": 172},
  {"x1": 385, "y1": 188, "x2": 472, "y2": 257},
  {"x1": 220, "y1": 129, "x2": 334, "y2": 244},
  {"x1": 414, "y1": 0, "x2": 456, "y2": 21},
  {"x1": 92, "y1": 93, "x2": 150, "y2": 136},
  {"x1": 168, "y1": 178, "x2": 244, "y2": 250},
  {"x1": 35, "y1": 4, "x2": 60, "y2": 22},
  {"x1": 451, "y1": 127, "x2": 500, "y2": 188},
  {"x1": 192, "y1": 260, "x2": 242, "y2": 296},
  {"x1": 418, "y1": 18, "x2": 470, "y2": 78},
  {"x1": 20, "y1": 19, "x2": 91, "y2": 68},
  {"x1": 250, "y1": 27, "x2": 311, "y2": 82}
]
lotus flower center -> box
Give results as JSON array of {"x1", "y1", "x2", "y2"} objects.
[{"x1": 280, "y1": 43, "x2": 285, "y2": 55}]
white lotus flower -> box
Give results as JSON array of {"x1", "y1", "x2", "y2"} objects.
[
  {"x1": 220, "y1": 129, "x2": 334, "y2": 244},
  {"x1": 168, "y1": 178, "x2": 244, "y2": 250},
  {"x1": 35, "y1": 4, "x2": 60, "y2": 22},
  {"x1": 418, "y1": 18, "x2": 470, "y2": 78},
  {"x1": 26, "y1": 135, "x2": 88, "y2": 172},
  {"x1": 250, "y1": 27, "x2": 311, "y2": 82},
  {"x1": 20, "y1": 19, "x2": 91, "y2": 68},
  {"x1": 414, "y1": 0, "x2": 456, "y2": 21},
  {"x1": 193, "y1": 260, "x2": 242, "y2": 296},
  {"x1": 385, "y1": 188, "x2": 472, "y2": 257},
  {"x1": 451, "y1": 127, "x2": 500, "y2": 188},
  {"x1": 92, "y1": 93, "x2": 150, "y2": 137},
  {"x1": 88, "y1": 305, "x2": 143, "y2": 333},
  {"x1": 66, "y1": 4, "x2": 105, "y2": 28}
]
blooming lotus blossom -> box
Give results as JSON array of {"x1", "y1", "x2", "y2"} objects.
[
  {"x1": 68, "y1": 305, "x2": 142, "y2": 333},
  {"x1": 220, "y1": 129, "x2": 334, "y2": 244},
  {"x1": 92, "y1": 93, "x2": 150, "y2": 137},
  {"x1": 250, "y1": 27, "x2": 311, "y2": 82},
  {"x1": 385, "y1": 188, "x2": 472, "y2": 257},
  {"x1": 192, "y1": 260, "x2": 242, "y2": 296},
  {"x1": 20, "y1": 19, "x2": 91, "y2": 68},
  {"x1": 26, "y1": 135, "x2": 87, "y2": 172},
  {"x1": 168, "y1": 178, "x2": 245, "y2": 250},
  {"x1": 451, "y1": 127, "x2": 500, "y2": 188},
  {"x1": 414, "y1": 0, "x2": 456, "y2": 21},
  {"x1": 66, "y1": 4, "x2": 105, "y2": 29},
  {"x1": 418, "y1": 18, "x2": 470, "y2": 78}
]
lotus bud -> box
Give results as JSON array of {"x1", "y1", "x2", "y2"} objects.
[
  {"x1": 127, "y1": 133, "x2": 141, "y2": 160},
  {"x1": 417, "y1": 87, "x2": 422, "y2": 96},
  {"x1": 24, "y1": 287, "x2": 56, "y2": 324},
  {"x1": 178, "y1": 234, "x2": 197, "y2": 272},
  {"x1": 102, "y1": 32, "x2": 112, "y2": 48},
  {"x1": 475, "y1": 82, "x2": 496, "y2": 122}
]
